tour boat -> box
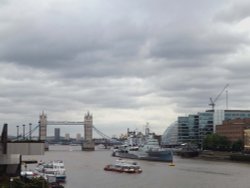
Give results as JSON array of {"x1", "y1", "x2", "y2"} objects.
[{"x1": 104, "y1": 159, "x2": 142, "y2": 173}]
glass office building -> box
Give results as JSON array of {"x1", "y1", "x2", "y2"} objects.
[
  {"x1": 177, "y1": 116, "x2": 189, "y2": 144},
  {"x1": 54, "y1": 128, "x2": 60, "y2": 141},
  {"x1": 175, "y1": 109, "x2": 250, "y2": 147},
  {"x1": 177, "y1": 115, "x2": 199, "y2": 145},
  {"x1": 162, "y1": 122, "x2": 178, "y2": 145},
  {"x1": 198, "y1": 111, "x2": 213, "y2": 145}
]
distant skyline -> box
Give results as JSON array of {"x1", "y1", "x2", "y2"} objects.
[{"x1": 1, "y1": 0, "x2": 250, "y2": 137}]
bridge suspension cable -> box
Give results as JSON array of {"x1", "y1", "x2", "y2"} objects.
[
  {"x1": 92, "y1": 125, "x2": 112, "y2": 140},
  {"x1": 12, "y1": 124, "x2": 39, "y2": 141},
  {"x1": 25, "y1": 124, "x2": 39, "y2": 137}
]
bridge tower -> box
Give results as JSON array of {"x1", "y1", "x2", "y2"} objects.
[
  {"x1": 82, "y1": 112, "x2": 95, "y2": 151},
  {"x1": 39, "y1": 111, "x2": 47, "y2": 141}
]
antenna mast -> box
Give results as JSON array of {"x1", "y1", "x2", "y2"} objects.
[{"x1": 226, "y1": 90, "x2": 228, "y2": 110}]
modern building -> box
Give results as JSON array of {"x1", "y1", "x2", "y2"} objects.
[
  {"x1": 162, "y1": 122, "x2": 178, "y2": 145},
  {"x1": 65, "y1": 133, "x2": 70, "y2": 140},
  {"x1": 76, "y1": 133, "x2": 81, "y2": 141},
  {"x1": 54, "y1": 128, "x2": 60, "y2": 141},
  {"x1": 177, "y1": 116, "x2": 188, "y2": 144},
  {"x1": 177, "y1": 114, "x2": 201, "y2": 145},
  {"x1": 175, "y1": 109, "x2": 250, "y2": 147},
  {"x1": 198, "y1": 111, "x2": 213, "y2": 144}
]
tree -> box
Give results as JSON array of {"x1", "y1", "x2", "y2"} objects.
[
  {"x1": 231, "y1": 139, "x2": 243, "y2": 152},
  {"x1": 203, "y1": 133, "x2": 231, "y2": 151},
  {"x1": 13, "y1": 177, "x2": 48, "y2": 188}
]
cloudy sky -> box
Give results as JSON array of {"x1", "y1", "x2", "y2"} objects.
[{"x1": 1, "y1": 0, "x2": 250, "y2": 138}]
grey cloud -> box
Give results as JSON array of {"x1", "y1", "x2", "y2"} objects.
[
  {"x1": 214, "y1": 1, "x2": 250, "y2": 23},
  {"x1": 0, "y1": 0, "x2": 228, "y2": 72},
  {"x1": 149, "y1": 28, "x2": 249, "y2": 61},
  {"x1": 0, "y1": 1, "x2": 148, "y2": 70},
  {"x1": 2, "y1": 0, "x2": 250, "y2": 136}
]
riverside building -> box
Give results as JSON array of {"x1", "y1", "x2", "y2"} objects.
[
  {"x1": 161, "y1": 122, "x2": 178, "y2": 145},
  {"x1": 175, "y1": 110, "x2": 250, "y2": 147},
  {"x1": 216, "y1": 118, "x2": 250, "y2": 142},
  {"x1": 65, "y1": 133, "x2": 70, "y2": 140},
  {"x1": 54, "y1": 128, "x2": 60, "y2": 141}
]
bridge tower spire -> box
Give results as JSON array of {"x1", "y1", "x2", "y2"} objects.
[{"x1": 82, "y1": 111, "x2": 95, "y2": 151}]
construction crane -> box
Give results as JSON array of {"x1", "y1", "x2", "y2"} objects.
[{"x1": 209, "y1": 84, "x2": 229, "y2": 110}]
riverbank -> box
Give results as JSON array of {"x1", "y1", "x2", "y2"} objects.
[
  {"x1": 196, "y1": 151, "x2": 231, "y2": 161},
  {"x1": 194, "y1": 150, "x2": 250, "y2": 163}
]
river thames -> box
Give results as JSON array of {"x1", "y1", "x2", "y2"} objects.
[{"x1": 23, "y1": 145, "x2": 250, "y2": 188}]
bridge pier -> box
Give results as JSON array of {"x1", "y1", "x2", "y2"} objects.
[
  {"x1": 39, "y1": 112, "x2": 47, "y2": 150},
  {"x1": 82, "y1": 112, "x2": 95, "y2": 151},
  {"x1": 39, "y1": 111, "x2": 47, "y2": 141}
]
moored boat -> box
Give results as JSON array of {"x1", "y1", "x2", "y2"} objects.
[
  {"x1": 21, "y1": 170, "x2": 40, "y2": 179},
  {"x1": 35, "y1": 160, "x2": 66, "y2": 182},
  {"x1": 21, "y1": 170, "x2": 64, "y2": 188},
  {"x1": 174, "y1": 143, "x2": 200, "y2": 158},
  {"x1": 112, "y1": 134, "x2": 173, "y2": 162}
]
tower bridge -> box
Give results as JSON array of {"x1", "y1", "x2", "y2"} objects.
[
  {"x1": 47, "y1": 121, "x2": 84, "y2": 125},
  {"x1": 39, "y1": 111, "x2": 96, "y2": 151}
]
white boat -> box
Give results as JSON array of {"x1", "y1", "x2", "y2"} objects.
[
  {"x1": 104, "y1": 159, "x2": 142, "y2": 173},
  {"x1": 21, "y1": 170, "x2": 56, "y2": 182},
  {"x1": 21, "y1": 170, "x2": 41, "y2": 179},
  {"x1": 35, "y1": 160, "x2": 66, "y2": 182}
]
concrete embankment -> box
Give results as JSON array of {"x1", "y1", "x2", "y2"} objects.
[
  {"x1": 196, "y1": 151, "x2": 232, "y2": 161},
  {"x1": 196, "y1": 151, "x2": 250, "y2": 163}
]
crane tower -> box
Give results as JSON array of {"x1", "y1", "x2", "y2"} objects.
[{"x1": 209, "y1": 84, "x2": 229, "y2": 110}]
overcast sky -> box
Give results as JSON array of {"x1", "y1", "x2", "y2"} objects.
[{"x1": 1, "y1": 0, "x2": 250, "y2": 138}]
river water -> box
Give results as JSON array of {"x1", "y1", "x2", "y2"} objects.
[{"x1": 23, "y1": 145, "x2": 250, "y2": 188}]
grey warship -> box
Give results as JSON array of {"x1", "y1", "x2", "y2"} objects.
[{"x1": 112, "y1": 128, "x2": 173, "y2": 162}]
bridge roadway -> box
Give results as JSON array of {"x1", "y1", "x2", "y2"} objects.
[
  {"x1": 46, "y1": 121, "x2": 121, "y2": 145},
  {"x1": 47, "y1": 121, "x2": 84, "y2": 125}
]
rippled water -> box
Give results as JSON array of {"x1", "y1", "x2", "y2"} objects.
[{"x1": 23, "y1": 145, "x2": 250, "y2": 188}]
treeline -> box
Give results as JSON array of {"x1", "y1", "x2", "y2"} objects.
[{"x1": 203, "y1": 133, "x2": 243, "y2": 151}]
